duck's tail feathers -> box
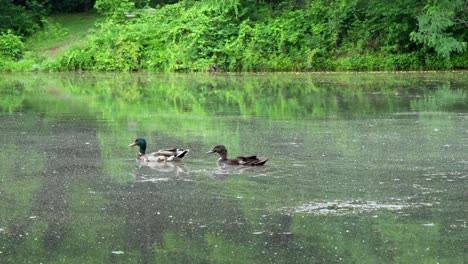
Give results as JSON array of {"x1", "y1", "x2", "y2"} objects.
[
  {"x1": 255, "y1": 159, "x2": 269, "y2": 166},
  {"x1": 176, "y1": 149, "x2": 189, "y2": 159}
]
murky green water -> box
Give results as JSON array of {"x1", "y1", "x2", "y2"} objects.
[{"x1": 0, "y1": 72, "x2": 467, "y2": 263}]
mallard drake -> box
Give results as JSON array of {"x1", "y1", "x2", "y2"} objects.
[
  {"x1": 129, "y1": 138, "x2": 189, "y2": 162},
  {"x1": 207, "y1": 145, "x2": 268, "y2": 166}
]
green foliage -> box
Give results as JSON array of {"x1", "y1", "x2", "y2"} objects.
[
  {"x1": 451, "y1": 50, "x2": 468, "y2": 69},
  {"x1": 0, "y1": 0, "x2": 46, "y2": 36},
  {"x1": 94, "y1": 0, "x2": 136, "y2": 21},
  {"x1": 337, "y1": 0, "x2": 420, "y2": 54},
  {"x1": 56, "y1": 20, "x2": 144, "y2": 71},
  {"x1": 25, "y1": 19, "x2": 69, "y2": 52},
  {"x1": 48, "y1": 0, "x2": 96, "y2": 13},
  {"x1": 386, "y1": 53, "x2": 423, "y2": 71},
  {"x1": 410, "y1": 0, "x2": 467, "y2": 59},
  {"x1": 3, "y1": 0, "x2": 468, "y2": 72},
  {"x1": 0, "y1": 13, "x2": 103, "y2": 72},
  {"x1": 0, "y1": 30, "x2": 25, "y2": 59},
  {"x1": 0, "y1": 51, "x2": 47, "y2": 72},
  {"x1": 56, "y1": 46, "x2": 94, "y2": 71}
]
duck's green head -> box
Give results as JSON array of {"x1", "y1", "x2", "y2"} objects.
[{"x1": 129, "y1": 138, "x2": 147, "y2": 154}]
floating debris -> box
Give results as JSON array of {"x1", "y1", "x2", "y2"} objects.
[
  {"x1": 111, "y1": 251, "x2": 124, "y2": 255},
  {"x1": 289, "y1": 200, "x2": 430, "y2": 215},
  {"x1": 137, "y1": 177, "x2": 170, "y2": 183}
]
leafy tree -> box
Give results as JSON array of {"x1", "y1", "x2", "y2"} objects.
[
  {"x1": 48, "y1": 0, "x2": 96, "y2": 13},
  {"x1": 0, "y1": 0, "x2": 46, "y2": 35},
  {"x1": 410, "y1": 0, "x2": 467, "y2": 59}
]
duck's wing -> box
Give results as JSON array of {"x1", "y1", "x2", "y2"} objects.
[
  {"x1": 155, "y1": 149, "x2": 178, "y2": 157},
  {"x1": 253, "y1": 159, "x2": 269, "y2": 166},
  {"x1": 237, "y1": 155, "x2": 257, "y2": 160},
  {"x1": 237, "y1": 155, "x2": 268, "y2": 166},
  {"x1": 160, "y1": 148, "x2": 178, "y2": 152},
  {"x1": 221, "y1": 159, "x2": 240, "y2": 165},
  {"x1": 154, "y1": 148, "x2": 190, "y2": 160}
]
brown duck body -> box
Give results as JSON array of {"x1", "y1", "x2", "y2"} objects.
[{"x1": 207, "y1": 145, "x2": 268, "y2": 166}]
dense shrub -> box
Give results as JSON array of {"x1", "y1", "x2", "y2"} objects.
[
  {"x1": 0, "y1": 30, "x2": 25, "y2": 59},
  {"x1": 37, "y1": 0, "x2": 468, "y2": 71}
]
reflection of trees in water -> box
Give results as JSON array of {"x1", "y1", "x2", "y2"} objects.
[
  {"x1": 107, "y1": 163, "x2": 337, "y2": 263},
  {"x1": 0, "y1": 80, "x2": 26, "y2": 112},
  {"x1": 34, "y1": 119, "x2": 103, "y2": 254},
  {"x1": 106, "y1": 178, "x2": 247, "y2": 263},
  {"x1": 1, "y1": 74, "x2": 466, "y2": 124},
  {"x1": 0, "y1": 115, "x2": 104, "y2": 259}
]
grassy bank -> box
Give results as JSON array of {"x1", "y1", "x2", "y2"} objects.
[
  {"x1": 25, "y1": 13, "x2": 102, "y2": 58},
  {"x1": 0, "y1": 12, "x2": 101, "y2": 72}
]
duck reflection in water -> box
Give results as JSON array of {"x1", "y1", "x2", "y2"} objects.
[
  {"x1": 129, "y1": 161, "x2": 190, "y2": 182},
  {"x1": 137, "y1": 159, "x2": 189, "y2": 174}
]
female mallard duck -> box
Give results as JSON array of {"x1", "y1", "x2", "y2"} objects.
[
  {"x1": 129, "y1": 138, "x2": 189, "y2": 162},
  {"x1": 207, "y1": 145, "x2": 268, "y2": 166}
]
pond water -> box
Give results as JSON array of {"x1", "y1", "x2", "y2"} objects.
[{"x1": 0, "y1": 72, "x2": 467, "y2": 263}]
